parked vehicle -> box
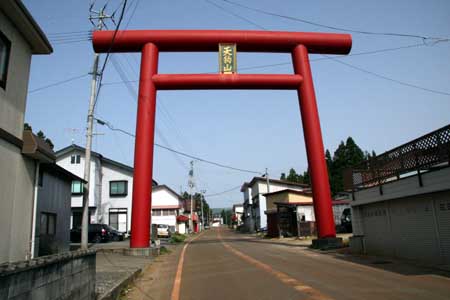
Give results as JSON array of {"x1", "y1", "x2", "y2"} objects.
[
  {"x1": 70, "y1": 224, "x2": 114, "y2": 243},
  {"x1": 340, "y1": 208, "x2": 352, "y2": 233},
  {"x1": 156, "y1": 224, "x2": 171, "y2": 238},
  {"x1": 109, "y1": 226, "x2": 125, "y2": 241}
]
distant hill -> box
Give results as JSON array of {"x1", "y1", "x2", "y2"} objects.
[{"x1": 211, "y1": 208, "x2": 231, "y2": 214}]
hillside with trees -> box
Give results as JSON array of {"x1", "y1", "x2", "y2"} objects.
[{"x1": 280, "y1": 137, "x2": 375, "y2": 195}]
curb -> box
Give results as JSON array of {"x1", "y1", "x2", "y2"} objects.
[{"x1": 97, "y1": 268, "x2": 142, "y2": 300}]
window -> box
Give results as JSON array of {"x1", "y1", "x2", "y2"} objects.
[
  {"x1": 40, "y1": 212, "x2": 56, "y2": 236},
  {"x1": 70, "y1": 154, "x2": 81, "y2": 164},
  {"x1": 38, "y1": 168, "x2": 44, "y2": 187},
  {"x1": 110, "y1": 180, "x2": 128, "y2": 196},
  {"x1": 0, "y1": 31, "x2": 11, "y2": 90},
  {"x1": 152, "y1": 209, "x2": 162, "y2": 216},
  {"x1": 71, "y1": 180, "x2": 83, "y2": 195}
]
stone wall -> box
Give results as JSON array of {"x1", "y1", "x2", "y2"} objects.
[{"x1": 0, "y1": 250, "x2": 96, "y2": 300}]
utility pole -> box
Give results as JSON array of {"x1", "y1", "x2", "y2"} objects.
[
  {"x1": 200, "y1": 189, "x2": 206, "y2": 231},
  {"x1": 265, "y1": 168, "x2": 270, "y2": 193},
  {"x1": 81, "y1": 6, "x2": 110, "y2": 249},
  {"x1": 188, "y1": 161, "x2": 195, "y2": 233}
]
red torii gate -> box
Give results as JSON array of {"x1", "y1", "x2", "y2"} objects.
[{"x1": 92, "y1": 30, "x2": 352, "y2": 248}]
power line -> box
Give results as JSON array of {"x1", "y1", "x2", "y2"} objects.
[
  {"x1": 92, "y1": 0, "x2": 128, "y2": 108},
  {"x1": 99, "y1": 0, "x2": 128, "y2": 76},
  {"x1": 205, "y1": 0, "x2": 266, "y2": 30},
  {"x1": 325, "y1": 56, "x2": 450, "y2": 96},
  {"x1": 206, "y1": 0, "x2": 450, "y2": 97},
  {"x1": 205, "y1": 185, "x2": 242, "y2": 197},
  {"x1": 221, "y1": 0, "x2": 450, "y2": 42},
  {"x1": 95, "y1": 118, "x2": 262, "y2": 175},
  {"x1": 28, "y1": 73, "x2": 89, "y2": 93},
  {"x1": 100, "y1": 42, "x2": 434, "y2": 86},
  {"x1": 47, "y1": 30, "x2": 92, "y2": 36}
]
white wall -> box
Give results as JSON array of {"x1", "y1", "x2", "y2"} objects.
[
  {"x1": 56, "y1": 150, "x2": 98, "y2": 208},
  {"x1": 99, "y1": 163, "x2": 133, "y2": 230},
  {"x1": 151, "y1": 188, "x2": 180, "y2": 227},
  {"x1": 297, "y1": 206, "x2": 315, "y2": 222}
]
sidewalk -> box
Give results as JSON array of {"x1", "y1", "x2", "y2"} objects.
[
  {"x1": 91, "y1": 238, "x2": 182, "y2": 300},
  {"x1": 96, "y1": 251, "x2": 153, "y2": 299}
]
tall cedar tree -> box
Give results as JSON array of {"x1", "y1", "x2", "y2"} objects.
[{"x1": 280, "y1": 137, "x2": 367, "y2": 195}]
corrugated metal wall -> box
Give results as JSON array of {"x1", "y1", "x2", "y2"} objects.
[{"x1": 358, "y1": 190, "x2": 450, "y2": 264}]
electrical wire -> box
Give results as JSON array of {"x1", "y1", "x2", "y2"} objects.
[
  {"x1": 96, "y1": 118, "x2": 262, "y2": 175},
  {"x1": 325, "y1": 55, "x2": 450, "y2": 96},
  {"x1": 92, "y1": 0, "x2": 128, "y2": 108},
  {"x1": 99, "y1": 0, "x2": 128, "y2": 76},
  {"x1": 206, "y1": 0, "x2": 450, "y2": 97},
  {"x1": 221, "y1": 0, "x2": 450, "y2": 42},
  {"x1": 205, "y1": 0, "x2": 266, "y2": 30},
  {"x1": 28, "y1": 73, "x2": 89, "y2": 94},
  {"x1": 100, "y1": 42, "x2": 433, "y2": 86},
  {"x1": 205, "y1": 185, "x2": 242, "y2": 197}
]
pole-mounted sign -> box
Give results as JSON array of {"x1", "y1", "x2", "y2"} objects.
[{"x1": 219, "y1": 43, "x2": 236, "y2": 74}]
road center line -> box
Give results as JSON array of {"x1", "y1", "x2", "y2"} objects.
[
  {"x1": 170, "y1": 232, "x2": 204, "y2": 300},
  {"x1": 218, "y1": 229, "x2": 334, "y2": 300}
]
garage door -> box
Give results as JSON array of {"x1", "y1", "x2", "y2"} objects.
[
  {"x1": 389, "y1": 195, "x2": 440, "y2": 263},
  {"x1": 361, "y1": 202, "x2": 393, "y2": 256},
  {"x1": 435, "y1": 191, "x2": 450, "y2": 265}
]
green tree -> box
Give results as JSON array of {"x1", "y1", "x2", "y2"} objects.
[
  {"x1": 220, "y1": 209, "x2": 232, "y2": 226},
  {"x1": 24, "y1": 123, "x2": 32, "y2": 130},
  {"x1": 36, "y1": 130, "x2": 54, "y2": 150},
  {"x1": 286, "y1": 168, "x2": 298, "y2": 182},
  {"x1": 280, "y1": 173, "x2": 286, "y2": 180}
]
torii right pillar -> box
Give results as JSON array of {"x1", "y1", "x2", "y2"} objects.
[{"x1": 293, "y1": 44, "x2": 342, "y2": 249}]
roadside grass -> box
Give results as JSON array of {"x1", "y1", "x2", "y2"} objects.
[
  {"x1": 170, "y1": 233, "x2": 187, "y2": 244},
  {"x1": 160, "y1": 246, "x2": 171, "y2": 255}
]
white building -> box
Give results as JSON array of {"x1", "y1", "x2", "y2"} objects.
[
  {"x1": 152, "y1": 185, "x2": 184, "y2": 233},
  {"x1": 0, "y1": 0, "x2": 52, "y2": 263},
  {"x1": 56, "y1": 144, "x2": 158, "y2": 233},
  {"x1": 241, "y1": 177, "x2": 309, "y2": 232},
  {"x1": 232, "y1": 204, "x2": 244, "y2": 227}
]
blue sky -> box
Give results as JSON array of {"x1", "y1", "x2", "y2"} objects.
[{"x1": 23, "y1": 0, "x2": 450, "y2": 208}]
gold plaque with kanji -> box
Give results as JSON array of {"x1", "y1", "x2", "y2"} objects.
[{"x1": 219, "y1": 44, "x2": 237, "y2": 74}]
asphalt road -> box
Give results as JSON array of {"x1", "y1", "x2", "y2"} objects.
[{"x1": 128, "y1": 228, "x2": 450, "y2": 300}]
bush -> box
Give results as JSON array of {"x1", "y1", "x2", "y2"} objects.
[{"x1": 170, "y1": 233, "x2": 187, "y2": 244}]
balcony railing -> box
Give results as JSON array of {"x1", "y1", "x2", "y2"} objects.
[{"x1": 345, "y1": 124, "x2": 450, "y2": 191}]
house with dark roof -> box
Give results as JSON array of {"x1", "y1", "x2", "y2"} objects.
[
  {"x1": 240, "y1": 177, "x2": 310, "y2": 232},
  {"x1": 55, "y1": 144, "x2": 158, "y2": 234}
]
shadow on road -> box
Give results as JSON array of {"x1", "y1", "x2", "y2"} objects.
[
  {"x1": 325, "y1": 249, "x2": 450, "y2": 279},
  {"x1": 189, "y1": 235, "x2": 310, "y2": 248}
]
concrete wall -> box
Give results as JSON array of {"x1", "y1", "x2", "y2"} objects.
[
  {"x1": 0, "y1": 250, "x2": 96, "y2": 300},
  {"x1": 34, "y1": 167, "x2": 72, "y2": 257},
  {"x1": 0, "y1": 9, "x2": 32, "y2": 139},
  {"x1": 0, "y1": 139, "x2": 36, "y2": 264}
]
